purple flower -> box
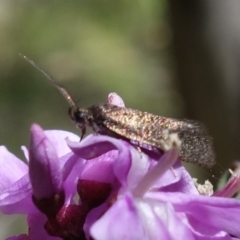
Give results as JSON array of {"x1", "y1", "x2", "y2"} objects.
[
  {"x1": 1, "y1": 92, "x2": 240, "y2": 240},
  {"x1": 0, "y1": 126, "x2": 80, "y2": 240}
]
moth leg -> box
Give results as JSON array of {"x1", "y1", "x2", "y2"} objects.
[
  {"x1": 91, "y1": 122, "x2": 102, "y2": 134},
  {"x1": 80, "y1": 127, "x2": 86, "y2": 142}
]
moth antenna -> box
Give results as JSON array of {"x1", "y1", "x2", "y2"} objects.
[{"x1": 19, "y1": 53, "x2": 77, "y2": 108}]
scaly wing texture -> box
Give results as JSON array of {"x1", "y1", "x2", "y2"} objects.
[{"x1": 90, "y1": 104, "x2": 215, "y2": 168}]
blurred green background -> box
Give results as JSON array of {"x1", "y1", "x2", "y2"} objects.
[{"x1": 1, "y1": 0, "x2": 240, "y2": 238}]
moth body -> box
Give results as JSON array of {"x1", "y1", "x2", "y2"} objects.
[
  {"x1": 70, "y1": 104, "x2": 215, "y2": 168},
  {"x1": 21, "y1": 54, "x2": 216, "y2": 168}
]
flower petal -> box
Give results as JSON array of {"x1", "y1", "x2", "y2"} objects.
[
  {"x1": 0, "y1": 146, "x2": 28, "y2": 191},
  {"x1": 29, "y1": 124, "x2": 63, "y2": 200},
  {"x1": 150, "y1": 192, "x2": 240, "y2": 238},
  {"x1": 132, "y1": 148, "x2": 179, "y2": 197},
  {"x1": 115, "y1": 146, "x2": 149, "y2": 191},
  {"x1": 90, "y1": 193, "x2": 147, "y2": 240},
  {"x1": 67, "y1": 135, "x2": 124, "y2": 159},
  {"x1": 155, "y1": 161, "x2": 198, "y2": 195},
  {"x1": 62, "y1": 153, "x2": 85, "y2": 202},
  {"x1": 186, "y1": 215, "x2": 233, "y2": 239},
  {"x1": 108, "y1": 92, "x2": 125, "y2": 107},
  {"x1": 28, "y1": 213, "x2": 61, "y2": 240},
  {"x1": 0, "y1": 174, "x2": 35, "y2": 214},
  {"x1": 136, "y1": 199, "x2": 194, "y2": 240},
  {"x1": 80, "y1": 150, "x2": 118, "y2": 183},
  {"x1": 67, "y1": 135, "x2": 133, "y2": 185},
  {"x1": 214, "y1": 174, "x2": 240, "y2": 198},
  {"x1": 44, "y1": 130, "x2": 79, "y2": 158}
]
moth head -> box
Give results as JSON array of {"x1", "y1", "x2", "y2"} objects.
[{"x1": 68, "y1": 107, "x2": 91, "y2": 129}]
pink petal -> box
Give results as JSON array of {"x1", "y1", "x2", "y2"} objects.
[
  {"x1": 0, "y1": 174, "x2": 35, "y2": 214},
  {"x1": 150, "y1": 192, "x2": 240, "y2": 237},
  {"x1": 108, "y1": 92, "x2": 125, "y2": 107},
  {"x1": 0, "y1": 146, "x2": 28, "y2": 191},
  {"x1": 28, "y1": 213, "x2": 61, "y2": 240},
  {"x1": 29, "y1": 124, "x2": 63, "y2": 199},
  {"x1": 44, "y1": 130, "x2": 79, "y2": 158},
  {"x1": 90, "y1": 194, "x2": 146, "y2": 240}
]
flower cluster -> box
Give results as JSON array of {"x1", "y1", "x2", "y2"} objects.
[{"x1": 1, "y1": 93, "x2": 240, "y2": 240}]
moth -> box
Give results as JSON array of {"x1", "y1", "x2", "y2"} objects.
[{"x1": 20, "y1": 54, "x2": 215, "y2": 168}]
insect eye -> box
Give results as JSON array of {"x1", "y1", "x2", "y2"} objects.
[
  {"x1": 74, "y1": 111, "x2": 86, "y2": 123},
  {"x1": 68, "y1": 107, "x2": 85, "y2": 123}
]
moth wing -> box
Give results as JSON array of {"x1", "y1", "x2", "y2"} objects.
[
  {"x1": 172, "y1": 119, "x2": 215, "y2": 167},
  {"x1": 94, "y1": 104, "x2": 168, "y2": 146},
  {"x1": 91, "y1": 104, "x2": 215, "y2": 168}
]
